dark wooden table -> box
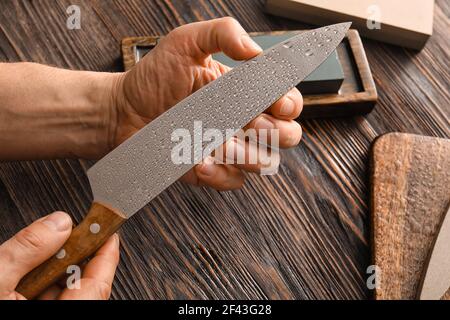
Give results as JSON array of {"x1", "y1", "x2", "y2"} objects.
[{"x1": 0, "y1": 0, "x2": 448, "y2": 300}]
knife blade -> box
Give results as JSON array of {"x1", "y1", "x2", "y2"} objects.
[
  {"x1": 16, "y1": 22, "x2": 351, "y2": 299},
  {"x1": 419, "y1": 201, "x2": 450, "y2": 300}
]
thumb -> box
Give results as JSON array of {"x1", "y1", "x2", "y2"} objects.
[
  {"x1": 0, "y1": 212, "x2": 72, "y2": 292},
  {"x1": 168, "y1": 17, "x2": 262, "y2": 61}
]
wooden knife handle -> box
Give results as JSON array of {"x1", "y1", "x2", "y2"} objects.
[{"x1": 16, "y1": 202, "x2": 127, "y2": 300}]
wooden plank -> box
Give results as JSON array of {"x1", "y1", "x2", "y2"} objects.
[
  {"x1": 0, "y1": 0, "x2": 448, "y2": 300},
  {"x1": 265, "y1": 0, "x2": 435, "y2": 50},
  {"x1": 371, "y1": 133, "x2": 450, "y2": 299}
]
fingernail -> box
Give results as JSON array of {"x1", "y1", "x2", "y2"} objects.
[
  {"x1": 280, "y1": 98, "x2": 295, "y2": 116},
  {"x1": 241, "y1": 34, "x2": 262, "y2": 52},
  {"x1": 42, "y1": 212, "x2": 72, "y2": 232},
  {"x1": 113, "y1": 234, "x2": 120, "y2": 247},
  {"x1": 199, "y1": 157, "x2": 216, "y2": 176},
  {"x1": 255, "y1": 117, "x2": 275, "y2": 130}
]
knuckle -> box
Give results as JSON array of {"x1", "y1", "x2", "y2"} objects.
[
  {"x1": 95, "y1": 281, "x2": 112, "y2": 300},
  {"x1": 219, "y1": 16, "x2": 240, "y2": 29},
  {"x1": 170, "y1": 25, "x2": 183, "y2": 37},
  {"x1": 167, "y1": 24, "x2": 188, "y2": 40},
  {"x1": 14, "y1": 228, "x2": 45, "y2": 251}
]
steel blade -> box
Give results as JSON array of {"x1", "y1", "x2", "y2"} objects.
[
  {"x1": 88, "y1": 22, "x2": 351, "y2": 216},
  {"x1": 419, "y1": 202, "x2": 450, "y2": 300}
]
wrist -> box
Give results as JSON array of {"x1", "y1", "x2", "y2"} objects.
[
  {"x1": 0, "y1": 63, "x2": 125, "y2": 160},
  {"x1": 83, "y1": 71, "x2": 124, "y2": 159},
  {"x1": 35, "y1": 69, "x2": 125, "y2": 160}
]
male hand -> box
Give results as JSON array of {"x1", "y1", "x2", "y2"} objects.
[
  {"x1": 0, "y1": 212, "x2": 120, "y2": 300},
  {"x1": 110, "y1": 17, "x2": 303, "y2": 190},
  {"x1": 0, "y1": 18, "x2": 303, "y2": 189}
]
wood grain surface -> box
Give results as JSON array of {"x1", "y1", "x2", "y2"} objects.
[
  {"x1": 371, "y1": 133, "x2": 450, "y2": 299},
  {"x1": 0, "y1": 0, "x2": 448, "y2": 300}
]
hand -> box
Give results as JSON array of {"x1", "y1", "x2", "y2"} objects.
[
  {"x1": 110, "y1": 17, "x2": 303, "y2": 190},
  {"x1": 0, "y1": 212, "x2": 120, "y2": 300},
  {"x1": 0, "y1": 18, "x2": 302, "y2": 189}
]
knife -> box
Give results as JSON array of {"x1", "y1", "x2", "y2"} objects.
[
  {"x1": 16, "y1": 22, "x2": 351, "y2": 299},
  {"x1": 419, "y1": 200, "x2": 450, "y2": 300}
]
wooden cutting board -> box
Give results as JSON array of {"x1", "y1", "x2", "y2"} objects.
[
  {"x1": 265, "y1": 0, "x2": 435, "y2": 50},
  {"x1": 371, "y1": 133, "x2": 450, "y2": 299}
]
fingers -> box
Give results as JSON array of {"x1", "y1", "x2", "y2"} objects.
[
  {"x1": 195, "y1": 157, "x2": 245, "y2": 191},
  {"x1": 58, "y1": 234, "x2": 120, "y2": 300},
  {"x1": 182, "y1": 110, "x2": 302, "y2": 190},
  {"x1": 245, "y1": 114, "x2": 302, "y2": 148},
  {"x1": 169, "y1": 17, "x2": 262, "y2": 61},
  {"x1": 0, "y1": 212, "x2": 72, "y2": 293},
  {"x1": 215, "y1": 138, "x2": 281, "y2": 174},
  {"x1": 266, "y1": 88, "x2": 303, "y2": 120}
]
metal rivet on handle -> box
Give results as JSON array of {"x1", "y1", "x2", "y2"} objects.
[
  {"x1": 89, "y1": 223, "x2": 101, "y2": 234},
  {"x1": 56, "y1": 249, "x2": 66, "y2": 259}
]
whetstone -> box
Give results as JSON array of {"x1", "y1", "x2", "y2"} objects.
[
  {"x1": 212, "y1": 33, "x2": 345, "y2": 95},
  {"x1": 371, "y1": 133, "x2": 450, "y2": 299}
]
